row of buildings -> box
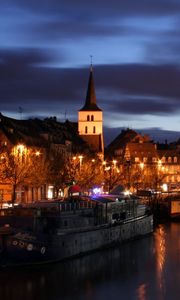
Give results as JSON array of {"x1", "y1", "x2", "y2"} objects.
[{"x1": 0, "y1": 66, "x2": 179, "y2": 203}]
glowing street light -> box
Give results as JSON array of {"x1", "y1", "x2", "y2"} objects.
[
  {"x1": 161, "y1": 183, "x2": 168, "y2": 192},
  {"x1": 105, "y1": 166, "x2": 110, "y2": 171},
  {"x1": 158, "y1": 160, "x2": 162, "y2": 169},
  {"x1": 13, "y1": 144, "x2": 27, "y2": 162},
  {"x1": 78, "y1": 155, "x2": 83, "y2": 170},
  {"x1": 140, "y1": 162, "x2": 144, "y2": 170},
  {"x1": 14, "y1": 144, "x2": 25, "y2": 156},
  {"x1": 35, "y1": 151, "x2": 41, "y2": 156},
  {"x1": 112, "y1": 160, "x2": 117, "y2": 166}
]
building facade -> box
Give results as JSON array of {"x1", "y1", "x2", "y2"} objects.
[{"x1": 106, "y1": 128, "x2": 180, "y2": 192}]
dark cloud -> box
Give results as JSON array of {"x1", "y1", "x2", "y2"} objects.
[
  {"x1": 95, "y1": 64, "x2": 180, "y2": 99},
  {"x1": 29, "y1": 20, "x2": 129, "y2": 41},
  {"x1": 4, "y1": 0, "x2": 180, "y2": 18},
  {"x1": 0, "y1": 48, "x2": 83, "y2": 105},
  {"x1": 144, "y1": 25, "x2": 180, "y2": 64},
  {"x1": 0, "y1": 49, "x2": 50, "y2": 67},
  {"x1": 0, "y1": 48, "x2": 180, "y2": 118},
  {"x1": 105, "y1": 97, "x2": 179, "y2": 115},
  {"x1": 3, "y1": 0, "x2": 180, "y2": 45}
]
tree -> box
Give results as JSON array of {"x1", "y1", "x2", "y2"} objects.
[
  {"x1": 74, "y1": 157, "x2": 103, "y2": 193},
  {"x1": 0, "y1": 145, "x2": 32, "y2": 203},
  {"x1": 47, "y1": 151, "x2": 77, "y2": 197},
  {"x1": 49, "y1": 154, "x2": 104, "y2": 195},
  {"x1": 0, "y1": 145, "x2": 49, "y2": 204},
  {"x1": 144, "y1": 163, "x2": 167, "y2": 191},
  {"x1": 103, "y1": 163, "x2": 124, "y2": 193}
]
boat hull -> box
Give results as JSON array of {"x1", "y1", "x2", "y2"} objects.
[{"x1": 4, "y1": 214, "x2": 153, "y2": 266}]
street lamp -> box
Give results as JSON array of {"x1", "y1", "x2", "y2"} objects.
[
  {"x1": 13, "y1": 144, "x2": 27, "y2": 163},
  {"x1": 158, "y1": 160, "x2": 162, "y2": 169},
  {"x1": 140, "y1": 162, "x2": 144, "y2": 170},
  {"x1": 16, "y1": 144, "x2": 25, "y2": 155},
  {"x1": 161, "y1": 183, "x2": 168, "y2": 192},
  {"x1": 112, "y1": 160, "x2": 117, "y2": 168},
  {"x1": 35, "y1": 151, "x2": 41, "y2": 156},
  {"x1": 13, "y1": 144, "x2": 25, "y2": 156},
  {"x1": 78, "y1": 155, "x2": 83, "y2": 170}
]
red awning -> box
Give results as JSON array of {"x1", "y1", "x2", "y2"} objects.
[{"x1": 69, "y1": 185, "x2": 81, "y2": 193}]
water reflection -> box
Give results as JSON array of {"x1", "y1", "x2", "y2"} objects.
[
  {"x1": 137, "y1": 283, "x2": 146, "y2": 300},
  {"x1": 1, "y1": 223, "x2": 180, "y2": 300},
  {"x1": 154, "y1": 224, "x2": 166, "y2": 299}
]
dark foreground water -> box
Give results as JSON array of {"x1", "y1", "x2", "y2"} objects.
[{"x1": 1, "y1": 222, "x2": 180, "y2": 300}]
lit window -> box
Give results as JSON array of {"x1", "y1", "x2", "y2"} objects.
[
  {"x1": 168, "y1": 157, "x2": 172, "y2": 163},
  {"x1": 47, "y1": 186, "x2": 54, "y2": 199},
  {"x1": 174, "y1": 157, "x2": 177, "y2": 163},
  {"x1": 135, "y1": 157, "x2": 139, "y2": 162}
]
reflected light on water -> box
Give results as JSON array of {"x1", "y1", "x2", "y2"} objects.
[
  {"x1": 154, "y1": 224, "x2": 166, "y2": 296},
  {"x1": 137, "y1": 283, "x2": 147, "y2": 300}
]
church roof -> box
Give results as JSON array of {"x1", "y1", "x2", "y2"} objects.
[{"x1": 79, "y1": 66, "x2": 102, "y2": 111}]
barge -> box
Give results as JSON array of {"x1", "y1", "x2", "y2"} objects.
[{"x1": 0, "y1": 194, "x2": 153, "y2": 266}]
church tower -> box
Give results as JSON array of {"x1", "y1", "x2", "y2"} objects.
[{"x1": 78, "y1": 65, "x2": 104, "y2": 158}]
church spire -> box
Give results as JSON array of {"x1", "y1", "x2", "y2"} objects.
[{"x1": 79, "y1": 64, "x2": 102, "y2": 111}]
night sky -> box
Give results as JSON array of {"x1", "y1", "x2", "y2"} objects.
[{"x1": 1, "y1": 0, "x2": 180, "y2": 145}]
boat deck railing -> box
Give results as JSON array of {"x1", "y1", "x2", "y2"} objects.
[{"x1": 0, "y1": 200, "x2": 98, "y2": 217}]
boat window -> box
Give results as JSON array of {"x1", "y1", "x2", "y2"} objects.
[{"x1": 112, "y1": 213, "x2": 119, "y2": 220}]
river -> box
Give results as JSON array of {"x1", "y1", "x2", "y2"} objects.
[{"x1": 0, "y1": 222, "x2": 180, "y2": 300}]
